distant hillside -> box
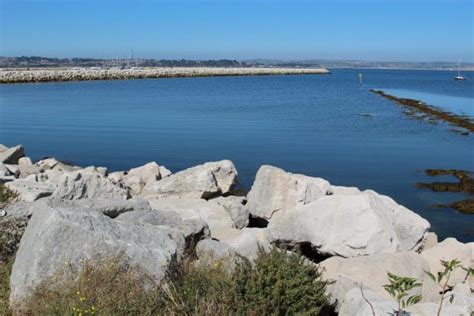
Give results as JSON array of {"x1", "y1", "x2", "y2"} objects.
[{"x1": 245, "y1": 59, "x2": 474, "y2": 71}]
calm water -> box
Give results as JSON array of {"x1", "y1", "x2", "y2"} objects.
[{"x1": 1, "y1": 69, "x2": 473, "y2": 242}]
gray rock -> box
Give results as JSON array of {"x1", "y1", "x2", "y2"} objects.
[
  {"x1": 124, "y1": 162, "x2": 163, "y2": 194},
  {"x1": 320, "y1": 251, "x2": 439, "y2": 310},
  {"x1": 48, "y1": 198, "x2": 152, "y2": 218},
  {"x1": 246, "y1": 165, "x2": 331, "y2": 220},
  {"x1": 142, "y1": 160, "x2": 237, "y2": 199},
  {"x1": 5, "y1": 180, "x2": 55, "y2": 201},
  {"x1": 268, "y1": 190, "x2": 430, "y2": 258},
  {"x1": 4, "y1": 164, "x2": 20, "y2": 177},
  {"x1": 108, "y1": 171, "x2": 126, "y2": 183},
  {"x1": 10, "y1": 205, "x2": 185, "y2": 304},
  {"x1": 212, "y1": 227, "x2": 271, "y2": 260},
  {"x1": 18, "y1": 157, "x2": 33, "y2": 166},
  {"x1": 423, "y1": 232, "x2": 438, "y2": 250},
  {"x1": 0, "y1": 145, "x2": 24, "y2": 164},
  {"x1": 0, "y1": 144, "x2": 8, "y2": 152},
  {"x1": 338, "y1": 287, "x2": 397, "y2": 316},
  {"x1": 147, "y1": 198, "x2": 234, "y2": 238},
  {"x1": 2, "y1": 197, "x2": 151, "y2": 220},
  {"x1": 406, "y1": 302, "x2": 471, "y2": 316},
  {"x1": 196, "y1": 239, "x2": 240, "y2": 269},
  {"x1": 212, "y1": 196, "x2": 249, "y2": 229},
  {"x1": 116, "y1": 209, "x2": 209, "y2": 252},
  {"x1": 421, "y1": 238, "x2": 473, "y2": 288},
  {"x1": 35, "y1": 158, "x2": 59, "y2": 170},
  {"x1": 52, "y1": 169, "x2": 130, "y2": 200}
]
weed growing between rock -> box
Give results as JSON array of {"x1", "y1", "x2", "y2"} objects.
[{"x1": 19, "y1": 248, "x2": 332, "y2": 315}]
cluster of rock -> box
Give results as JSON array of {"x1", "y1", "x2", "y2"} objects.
[
  {"x1": 0, "y1": 67, "x2": 330, "y2": 84},
  {"x1": 1, "y1": 144, "x2": 472, "y2": 314}
]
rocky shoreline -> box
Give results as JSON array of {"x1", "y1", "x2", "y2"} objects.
[
  {"x1": 0, "y1": 67, "x2": 330, "y2": 84},
  {"x1": 371, "y1": 89, "x2": 474, "y2": 134},
  {"x1": 0, "y1": 144, "x2": 472, "y2": 315}
]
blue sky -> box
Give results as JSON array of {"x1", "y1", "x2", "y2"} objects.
[{"x1": 0, "y1": 0, "x2": 472, "y2": 62}]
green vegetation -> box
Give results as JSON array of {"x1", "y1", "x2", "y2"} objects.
[
  {"x1": 0, "y1": 183, "x2": 18, "y2": 205},
  {"x1": 383, "y1": 272, "x2": 422, "y2": 314},
  {"x1": 425, "y1": 259, "x2": 463, "y2": 316},
  {"x1": 0, "y1": 258, "x2": 14, "y2": 315},
  {"x1": 19, "y1": 248, "x2": 331, "y2": 315}
]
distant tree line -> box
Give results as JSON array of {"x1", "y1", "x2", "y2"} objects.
[{"x1": 0, "y1": 56, "x2": 250, "y2": 68}]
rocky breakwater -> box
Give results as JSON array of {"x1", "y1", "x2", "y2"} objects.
[
  {"x1": 0, "y1": 67, "x2": 330, "y2": 84},
  {"x1": 0, "y1": 144, "x2": 472, "y2": 314}
]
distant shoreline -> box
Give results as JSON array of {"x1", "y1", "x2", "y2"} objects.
[{"x1": 0, "y1": 67, "x2": 330, "y2": 84}]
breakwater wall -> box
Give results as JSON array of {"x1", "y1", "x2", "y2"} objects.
[{"x1": 0, "y1": 67, "x2": 330, "y2": 84}]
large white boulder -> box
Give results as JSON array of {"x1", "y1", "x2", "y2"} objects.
[
  {"x1": 5, "y1": 180, "x2": 55, "y2": 201},
  {"x1": 52, "y1": 169, "x2": 130, "y2": 200},
  {"x1": 2, "y1": 197, "x2": 151, "y2": 220},
  {"x1": 0, "y1": 145, "x2": 24, "y2": 164},
  {"x1": 247, "y1": 165, "x2": 331, "y2": 220},
  {"x1": 211, "y1": 196, "x2": 249, "y2": 229},
  {"x1": 116, "y1": 209, "x2": 210, "y2": 248},
  {"x1": 142, "y1": 160, "x2": 237, "y2": 199},
  {"x1": 268, "y1": 190, "x2": 430, "y2": 258},
  {"x1": 10, "y1": 205, "x2": 185, "y2": 305},
  {"x1": 123, "y1": 162, "x2": 169, "y2": 194},
  {"x1": 421, "y1": 238, "x2": 473, "y2": 288},
  {"x1": 338, "y1": 287, "x2": 397, "y2": 316},
  {"x1": 320, "y1": 252, "x2": 439, "y2": 309},
  {"x1": 147, "y1": 198, "x2": 234, "y2": 238},
  {"x1": 212, "y1": 227, "x2": 271, "y2": 260}
]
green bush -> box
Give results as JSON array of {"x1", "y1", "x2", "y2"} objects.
[
  {"x1": 231, "y1": 248, "x2": 330, "y2": 315},
  {"x1": 20, "y1": 248, "x2": 332, "y2": 315}
]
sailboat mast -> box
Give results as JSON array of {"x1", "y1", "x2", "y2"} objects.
[{"x1": 458, "y1": 59, "x2": 461, "y2": 77}]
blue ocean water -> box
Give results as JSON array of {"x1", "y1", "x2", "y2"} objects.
[{"x1": 1, "y1": 69, "x2": 473, "y2": 241}]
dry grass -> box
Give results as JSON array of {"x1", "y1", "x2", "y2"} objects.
[{"x1": 19, "y1": 248, "x2": 332, "y2": 315}]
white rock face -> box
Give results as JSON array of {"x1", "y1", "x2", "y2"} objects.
[
  {"x1": 116, "y1": 209, "x2": 210, "y2": 244},
  {"x1": 268, "y1": 190, "x2": 430, "y2": 258},
  {"x1": 35, "y1": 158, "x2": 59, "y2": 170},
  {"x1": 147, "y1": 198, "x2": 234, "y2": 238},
  {"x1": 52, "y1": 169, "x2": 130, "y2": 200},
  {"x1": 212, "y1": 227, "x2": 271, "y2": 260},
  {"x1": 320, "y1": 252, "x2": 439, "y2": 309},
  {"x1": 338, "y1": 287, "x2": 397, "y2": 316},
  {"x1": 246, "y1": 165, "x2": 331, "y2": 220},
  {"x1": 5, "y1": 180, "x2": 56, "y2": 201},
  {"x1": 124, "y1": 162, "x2": 163, "y2": 194},
  {"x1": 421, "y1": 238, "x2": 474, "y2": 288},
  {"x1": 18, "y1": 157, "x2": 33, "y2": 166},
  {"x1": 0, "y1": 145, "x2": 24, "y2": 164},
  {"x1": 143, "y1": 160, "x2": 237, "y2": 199},
  {"x1": 212, "y1": 196, "x2": 249, "y2": 229},
  {"x1": 2, "y1": 198, "x2": 151, "y2": 220},
  {"x1": 10, "y1": 205, "x2": 185, "y2": 305}
]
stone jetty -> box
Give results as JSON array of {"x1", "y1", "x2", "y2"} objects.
[
  {"x1": 0, "y1": 144, "x2": 472, "y2": 314},
  {"x1": 0, "y1": 67, "x2": 330, "y2": 84}
]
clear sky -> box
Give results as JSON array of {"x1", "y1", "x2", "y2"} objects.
[{"x1": 0, "y1": 0, "x2": 472, "y2": 62}]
